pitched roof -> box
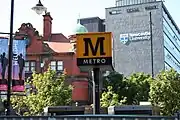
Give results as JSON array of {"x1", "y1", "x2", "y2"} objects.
[
  {"x1": 44, "y1": 41, "x2": 73, "y2": 53},
  {"x1": 50, "y1": 33, "x2": 70, "y2": 42}
]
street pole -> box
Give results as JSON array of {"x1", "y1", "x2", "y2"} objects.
[
  {"x1": 92, "y1": 68, "x2": 100, "y2": 114},
  {"x1": 7, "y1": 0, "x2": 15, "y2": 115},
  {"x1": 92, "y1": 70, "x2": 95, "y2": 114},
  {"x1": 149, "y1": 12, "x2": 154, "y2": 78}
]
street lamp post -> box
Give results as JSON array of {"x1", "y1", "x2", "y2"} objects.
[
  {"x1": 149, "y1": 12, "x2": 154, "y2": 78},
  {"x1": 6, "y1": 0, "x2": 15, "y2": 115},
  {"x1": 6, "y1": 0, "x2": 47, "y2": 115}
]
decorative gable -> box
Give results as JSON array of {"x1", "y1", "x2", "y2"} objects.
[{"x1": 14, "y1": 23, "x2": 41, "y2": 42}]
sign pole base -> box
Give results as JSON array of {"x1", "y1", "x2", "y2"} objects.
[{"x1": 93, "y1": 67, "x2": 100, "y2": 114}]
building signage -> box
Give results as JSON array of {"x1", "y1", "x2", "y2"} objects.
[
  {"x1": 76, "y1": 32, "x2": 112, "y2": 66},
  {"x1": 120, "y1": 31, "x2": 151, "y2": 44},
  {"x1": 127, "y1": 8, "x2": 139, "y2": 13},
  {"x1": 119, "y1": 34, "x2": 129, "y2": 44},
  {"x1": 109, "y1": 10, "x2": 122, "y2": 15},
  {"x1": 145, "y1": 5, "x2": 158, "y2": 10}
]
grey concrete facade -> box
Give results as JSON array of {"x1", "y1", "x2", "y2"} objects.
[{"x1": 106, "y1": 1, "x2": 165, "y2": 76}]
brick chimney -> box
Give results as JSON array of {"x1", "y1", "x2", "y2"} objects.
[{"x1": 43, "y1": 12, "x2": 53, "y2": 41}]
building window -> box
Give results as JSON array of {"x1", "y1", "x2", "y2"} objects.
[
  {"x1": 50, "y1": 61, "x2": 56, "y2": 71},
  {"x1": 25, "y1": 61, "x2": 36, "y2": 72},
  {"x1": 50, "y1": 60, "x2": 63, "y2": 71}
]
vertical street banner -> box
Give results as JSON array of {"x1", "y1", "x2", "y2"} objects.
[
  {"x1": 0, "y1": 38, "x2": 8, "y2": 91},
  {"x1": 12, "y1": 40, "x2": 26, "y2": 92}
]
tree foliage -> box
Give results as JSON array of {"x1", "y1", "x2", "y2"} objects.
[
  {"x1": 103, "y1": 72, "x2": 128, "y2": 102},
  {"x1": 11, "y1": 95, "x2": 28, "y2": 115},
  {"x1": 103, "y1": 72, "x2": 124, "y2": 93},
  {"x1": 100, "y1": 86, "x2": 126, "y2": 107},
  {"x1": 103, "y1": 72, "x2": 151, "y2": 105},
  {"x1": 149, "y1": 69, "x2": 180, "y2": 116},
  {"x1": 125, "y1": 72, "x2": 151, "y2": 105},
  {"x1": 11, "y1": 67, "x2": 180, "y2": 116},
  {"x1": 103, "y1": 69, "x2": 180, "y2": 116},
  {"x1": 11, "y1": 68, "x2": 72, "y2": 116}
]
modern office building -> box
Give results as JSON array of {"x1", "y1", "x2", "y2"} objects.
[
  {"x1": 80, "y1": 17, "x2": 105, "y2": 32},
  {"x1": 106, "y1": 0, "x2": 180, "y2": 76}
]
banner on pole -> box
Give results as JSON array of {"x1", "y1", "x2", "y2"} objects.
[
  {"x1": 0, "y1": 39, "x2": 8, "y2": 91},
  {"x1": 12, "y1": 40, "x2": 26, "y2": 92},
  {"x1": 0, "y1": 38, "x2": 26, "y2": 92}
]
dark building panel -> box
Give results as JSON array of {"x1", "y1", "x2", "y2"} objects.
[{"x1": 80, "y1": 17, "x2": 105, "y2": 32}]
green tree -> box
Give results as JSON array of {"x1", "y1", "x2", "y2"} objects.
[
  {"x1": 125, "y1": 72, "x2": 151, "y2": 105},
  {"x1": 100, "y1": 86, "x2": 126, "y2": 107},
  {"x1": 11, "y1": 68, "x2": 72, "y2": 115},
  {"x1": 11, "y1": 95, "x2": 28, "y2": 115},
  {"x1": 103, "y1": 72, "x2": 151, "y2": 105},
  {"x1": 149, "y1": 69, "x2": 180, "y2": 116},
  {"x1": 103, "y1": 71, "x2": 127, "y2": 102},
  {"x1": 103, "y1": 72, "x2": 124, "y2": 92}
]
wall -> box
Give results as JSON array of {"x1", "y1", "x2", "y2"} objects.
[{"x1": 106, "y1": 1, "x2": 164, "y2": 76}]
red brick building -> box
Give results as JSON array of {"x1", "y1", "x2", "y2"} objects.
[{"x1": 14, "y1": 12, "x2": 92, "y2": 105}]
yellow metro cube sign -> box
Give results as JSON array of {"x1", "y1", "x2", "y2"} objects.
[{"x1": 76, "y1": 32, "x2": 112, "y2": 66}]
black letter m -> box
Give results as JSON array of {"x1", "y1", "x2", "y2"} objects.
[{"x1": 83, "y1": 37, "x2": 105, "y2": 56}]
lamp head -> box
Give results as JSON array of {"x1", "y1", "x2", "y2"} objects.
[{"x1": 32, "y1": 0, "x2": 47, "y2": 15}]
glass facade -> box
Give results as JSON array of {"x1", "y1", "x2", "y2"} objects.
[{"x1": 163, "y1": 9, "x2": 180, "y2": 72}]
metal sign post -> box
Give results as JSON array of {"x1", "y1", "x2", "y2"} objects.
[
  {"x1": 76, "y1": 32, "x2": 113, "y2": 114},
  {"x1": 93, "y1": 68, "x2": 100, "y2": 114}
]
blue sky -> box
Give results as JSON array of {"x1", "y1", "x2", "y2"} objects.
[{"x1": 0, "y1": 0, "x2": 179, "y2": 37}]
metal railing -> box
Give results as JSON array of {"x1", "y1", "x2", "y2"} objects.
[
  {"x1": 115, "y1": 0, "x2": 161, "y2": 7},
  {"x1": 0, "y1": 115, "x2": 178, "y2": 120}
]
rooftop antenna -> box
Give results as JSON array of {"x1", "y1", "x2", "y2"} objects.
[{"x1": 77, "y1": 13, "x2": 81, "y2": 24}]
